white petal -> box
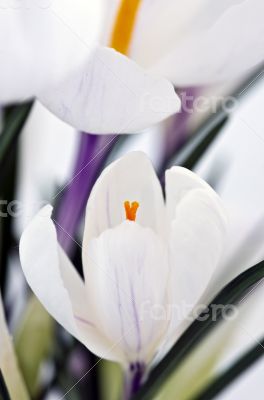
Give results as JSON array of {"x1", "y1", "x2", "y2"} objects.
[
  {"x1": 82, "y1": 151, "x2": 165, "y2": 256},
  {"x1": 99, "y1": 0, "x2": 120, "y2": 45},
  {"x1": 164, "y1": 169, "x2": 226, "y2": 345},
  {"x1": 19, "y1": 205, "x2": 79, "y2": 338},
  {"x1": 83, "y1": 221, "x2": 169, "y2": 364},
  {"x1": 169, "y1": 189, "x2": 226, "y2": 312},
  {"x1": 165, "y1": 166, "x2": 215, "y2": 221},
  {"x1": 38, "y1": 46, "x2": 180, "y2": 133},
  {"x1": 130, "y1": 0, "x2": 206, "y2": 68},
  {"x1": 19, "y1": 205, "x2": 123, "y2": 362},
  {"x1": 130, "y1": 0, "x2": 264, "y2": 85},
  {"x1": 0, "y1": 0, "x2": 102, "y2": 103}
]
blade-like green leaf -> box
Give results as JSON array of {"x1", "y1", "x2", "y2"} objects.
[
  {"x1": 192, "y1": 337, "x2": 264, "y2": 400},
  {"x1": 172, "y1": 111, "x2": 228, "y2": 170},
  {"x1": 164, "y1": 65, "x2": 264, "y2": 172},
  {"x1": 0, "y1": 103, "x2": 32, "y2": 168},
  {"x1": 132, "y1": 260, "x2": 264, "y2": 400}
]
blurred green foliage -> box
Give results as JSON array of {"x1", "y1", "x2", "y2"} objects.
[
  {"x1": 15, "y1": 296, "x2": 54, "y2": 397},
  {"x1": 99, "y1": 360, "x2": 123, "y2": 400}
]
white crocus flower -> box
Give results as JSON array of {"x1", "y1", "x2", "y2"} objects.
[
  {"x1": 103, "y1": 0, "x2": 264, "y2": 85},
  {"x1": 19, "y1": 152, "x2": 226, "y2": 392},
  {"x1": 0, "y1": 0, "x2": 180, "y2": 133}
]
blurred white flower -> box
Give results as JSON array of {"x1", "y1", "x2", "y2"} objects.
[
  {"x1": 19, "y1": 152, "x2": 226, "y2": 387},
  {"x1": 104, "y1": 0, "x2": 264, "y2": 85},
  {"x1": 2, "y1": 0, "x2": 264, "y2": 133},
  {"x1": 0, "y1": 0, "x2": 180, "y2": 133}
]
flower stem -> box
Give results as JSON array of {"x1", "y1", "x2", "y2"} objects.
[
  {"x1": 123, "y1": 363, "x2": 145, "y2": 400},
  {"x1": 55, "y1": 133, "x2": 117, "y2": 256}
]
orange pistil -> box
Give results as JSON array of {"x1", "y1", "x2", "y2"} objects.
[
  {"x1": 124, "y1": 201, "x2": 139, "y2": 221},
  {"x1": 110, "y1": 0, "x2": 141, "y2": 54}
]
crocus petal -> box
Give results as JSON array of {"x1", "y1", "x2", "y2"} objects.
[
  {"x1": 20, "y1": 206, "x2": 79, "y2": 338},
  {"x1": 83, "y1": 221, "x2": 169, "y2": 364},
  {"x1": 130, "y1": 0, "x2": 264, "y2": 85},
  {"x1": 129, "y1": 0, "x2": 207, "y2": 67},
  {"x1": 0, "y1": 0, "x2": 102, "y2": 103},
  {"x1": 0, "y1": 6, "x2": 52, "y2": 102},
  {"x1": 165, "y1": 166, "x2": 214, "y2": 221},
  {"x1": 163, "y1": 168, "x2": 226, "y2": 345},
  {"x1": 19, "y1": 205, "x2": 123, "y2": 362},
  {"x1": 168, "y1": 189, "x2": 226, "y2": 312},
  {"x1": 38, "y1": 46, "x2": 180, "y2": 134},
  {"x1": 82, "y1": 151, "x2": 165, "y2": 256}
]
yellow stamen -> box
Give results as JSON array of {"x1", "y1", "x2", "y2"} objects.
[
  {"x1": 110, "y1": 0, "x2": 141, "y2": 54},
  {"x1": 124, "y1": 201, "x2": 139, "y2": 221}
]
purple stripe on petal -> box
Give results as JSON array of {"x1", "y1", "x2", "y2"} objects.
[
  {"x1": 74, "y1": 314, "x2": 95, "y2": 328},
  {"x1": 130, "y1": 281, "x2": 141, "y2": 354}
]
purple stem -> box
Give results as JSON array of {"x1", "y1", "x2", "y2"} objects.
[
  {"x1": 55, "y1": 132, "x2": 117, "y2": 256},
  {"x1": 159, "y1": 87, "x2": 200, "y2": 175},
  {"x1": 123, "y1": 362, "x2": 145, "y2": 400}
]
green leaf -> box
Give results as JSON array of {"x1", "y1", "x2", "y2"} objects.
[
  {"x1": 164, "y1": 65, "x2": 264, "y2": 172},
  {"x1": 15, "y1": 296, "x2": 54, "y2": 397},
  {"x1": 0, "y1": 103, "x2": 32, "y2": 168},
  {"x1": 192, "y1": 336, "x2": 264, "y2": 400},
  {"x1": 173, "y1": 111, "x2": 228, "y2": 170},
  {"x1": 99, "y1": 360, "x2": 123, "y2": 400},
  {"x1": 132, "y1": 260, "x2": 264, "y2": 400}
]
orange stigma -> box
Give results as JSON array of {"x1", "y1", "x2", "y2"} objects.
[
  {"x1": 124, "y1": 201, "x2": 139, "y2": 221},
  {"x1": 110, "y1": 0, "x2": 141, "y2": 54}
]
